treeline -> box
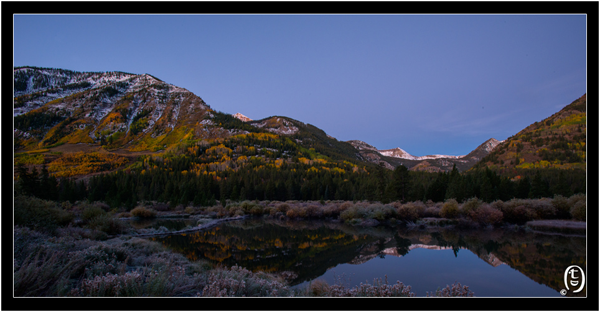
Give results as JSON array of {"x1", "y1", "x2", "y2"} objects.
[
  {"x1": 402, "y1": 166, "x2": 586, "y2": 204},
  {"x1": 14, "y1": 126, "x2": 586, "y2": 209},
  {"x1": 16, "y1": 160, "x2": 586, "y2": 211}
]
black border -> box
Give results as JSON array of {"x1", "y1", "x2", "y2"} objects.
[{"x1": 3, "y1": 1, "x2": 598, "y2": 311}]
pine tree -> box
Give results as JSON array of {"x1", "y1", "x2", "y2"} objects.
[
  {"x1": 390, "y1": 165, "x2": 410, "y2": 202},
  {"x1": 516, "y1": 176, "x2": 531, "y2": 199},
  {"x1": 529, "y1": 171, "x2": 550, "y2": 199}
]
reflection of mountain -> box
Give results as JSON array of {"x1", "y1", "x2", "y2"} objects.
[
  {"x1": 425, "y1": 228, "x2": 586, "y2": 296},
  {"x1": 381, "y1": 245, "x2": 505, "y2": 267},
  {"x1": 151, "y1": 220, "x2": 585, "y2": 295}
]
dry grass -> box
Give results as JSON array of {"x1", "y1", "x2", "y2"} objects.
[{"x1": 526, "y1": 220, "x2": 586, "y2": 235}]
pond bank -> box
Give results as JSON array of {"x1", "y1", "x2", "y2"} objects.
[
  {"x1": 122, "y1": 215, "x2": 249, "y2": 238},
  {"x1": 525, "y1": 219, "x2": 586, "y2": 236},
  {"x1": 118, "y1": 214, "x2": 586, "y2": 239}
]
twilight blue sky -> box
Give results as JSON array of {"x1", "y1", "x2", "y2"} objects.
[{"x1": 13, "y1": 14, "x2": 587, "y2": 156}]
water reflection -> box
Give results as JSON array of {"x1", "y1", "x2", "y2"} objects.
[
  {"x1": 130, "y1": 218, "x2": 196, "y2": 231},
  {"x1": 150, "y1": 219, "x2": 586, "y2": 297}
]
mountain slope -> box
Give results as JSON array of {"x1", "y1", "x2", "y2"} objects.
[
  {"x1": 246, "y1": 116, "x2": 372, "y2": 166},
  {"x1": 14, "y1": 67, "x2": 378, "y2": 185},
  {"x1": 14, "y1": 66, "x2": 214, "y2": 152},
  {"x1": 472, "y1": 94, "x2": 587, "y2": 174},
  {"x1": 347, "y1": 138, "x2": 502, "y2": 172}
]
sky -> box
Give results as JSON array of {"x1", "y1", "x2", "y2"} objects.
[{"x1": 13, "y1": 14, "x2": 587, "y2": 156}]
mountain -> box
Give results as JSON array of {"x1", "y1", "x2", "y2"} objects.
[
  {"x1": 13, "y1": 66, "x2": 585, "y2": 180},
  {"x1": 13, "y1": 67, "x2": 586, "y2": 207},
  {"x1": 471, "y1": 94, "x2": 587, "y2": 174},
  {"x1": 345, "y1": 140, "x2": 396, "y2": 170},
  {"x1": 379, "y1": 147, "x2": 465, "y2": 161},
  {"x1": 347, "y1": 138, "x2": 502, "y2": 172},
  {"x1": 13, "y1": 67, "x2": 374, "y2": 180},
  {"x1": 233, "y1": 113, "x2": 252, "y2": 122},
  {"x1": 13, "y1": 66, "x2": 223, "y2": 152}
]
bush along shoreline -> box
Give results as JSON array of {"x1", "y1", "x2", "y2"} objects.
[{"x1": 13, "y1": 193, "x2": 585, "y2": 297}]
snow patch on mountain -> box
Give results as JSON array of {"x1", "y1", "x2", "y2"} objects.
[
  {"x1": 233, "y1": 113, "x2": 252, "y2": 122},
  {"x1": 379, "y1": 147, "x2": 465, "y2": 161},
  {"x1": 252, "y1": 117, "x2": 299, "y2": 135}
]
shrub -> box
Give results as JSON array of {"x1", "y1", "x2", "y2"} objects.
[
  {"x1": 440, "y1": 199, "x2": 459, "y2": 219},
  {"x1": 424, "y1": 206, "x2": 441, "y2": 218},
  {"x1": 240, "y1": 201, "x2": 260, "y2": 214},
  {"x1": 73, "y1": 264, "x2": 193, "y2": 297},
  {"x1": 367, "y1": 204, "x2": 396, "y2": 222},
  {"x1": 82, "y1": 205, "x2": 107, "y2": 223},
  {"x1": 324, "y1": 276, "x2": 415, "y2": 297},
  {"x1": 87, "y1": 214, "x2": 129, "y2": 236},
  {"x1": 396, "y1": 203, "x2": 419, "y2": 222},
  {"x1": 338, "y1": 202, "x2": 353, "y2": 212},
  {"x1": 130, "y1": 206, "x2": 157, "y2": 219},
  {"x1": 469, "y1": 204, "x2": 503, "y2": 226},
  {"x1": 502, "y1": 198, "x2": 557, "y2": 222},
  {"x1": 14, "y1": 249, "x2": 77, "y2": 297},
  {"x1": 14, "y1": 226, "x2": 52, "y2": 263},
  {"x1": 306, "y1": 279, "x2": 330, "y2": 297},
  {"x1": 322, "y1": 203, "x2": 344, "y2": 218},
  {"x1": 249, "y1": 205, "x2": 264, "y2": 216},
  {"x1": 426, "y1": 281, "x2": 474, "y2": 297},
  {"x1": 568, "y1": 193, "x2": 586, "y2": 208},
  {"x1": 490, "y1": 200, "x2": 505, "y2": 212},
  {"x1": 276, "y1": 203, "x2": 290, "y2": 213},
  {"x1": 461, "y1": 197, "x2": 483, "y2": 216},
  {"x1": 551, "y1": 195, "x2": 571, "y2": 219},
  {"x1": 76, "y1": 271, "x2": 143, "y2": 296},
  {"x1": 571, "y1": 201, "x2": 586, "y2": 221},
  {"x1": 305, "y1": 204, "x2": 323, "y2": 218},
  {"x1": 14, "y1": 195, "x2": 73, "y2": 233},
  {"x1": 340, "y1": 205, "x2": 365, "y2": 221},
  {"x1": 502, "y1": 205, "x2": 535, "y2": 225},
  {"x1": 67, "y1": 243, "x2": 131, "y2": 278},
  {"x1": 528, "y1": 198, "x2": 557, "y2": 220},
  {"x1": 286, "y1": 206, "x2": 307, "y2": 219},
  {"x1": 201, "y1": 265, "x2": 292, "y2": 297}
]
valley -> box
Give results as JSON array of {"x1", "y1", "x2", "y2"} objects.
[{"x1": 12, "y1": 67, "x2": 588, "y2": 299}]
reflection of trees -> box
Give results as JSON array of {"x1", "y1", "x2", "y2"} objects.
[
  {"x1": 152, "y1": 221, "x2": 585, "y2": 294},
  {"x1": 154, "y1": 220, "x2": 378, "y2": 285},
  {"x1": 408, "y1": 228, "x2": 586, "y2": 296},
  {"x1": 394, "y1": 233, "x2": 412, "y2": 256}
]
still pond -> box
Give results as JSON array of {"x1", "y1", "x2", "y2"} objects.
[{"x1": 137, "y1": 218, "x2": 586, "y2": 297}]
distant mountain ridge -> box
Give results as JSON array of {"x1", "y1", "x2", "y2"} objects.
[
  {"x1": 347, "y1": 138, "x2": 502, "y2": 172},
  {"x1": 378, "y1": 147, "x2": 465, "y2": 161}
]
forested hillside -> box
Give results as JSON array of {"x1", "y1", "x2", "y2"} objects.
[{"x1": 14, "y1": 68, "x2": 587, "y2": 211}]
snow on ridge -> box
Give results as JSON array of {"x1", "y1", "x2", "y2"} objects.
[
  {"x1": 379, "y1": 147, "x2": 465, "y2": 161},
  {"x1": 416, "y1": 154, "x2": 465, "y2": 160},
  {"x1": 233, "y1": 113, "x2": 252, "y2": 122}
]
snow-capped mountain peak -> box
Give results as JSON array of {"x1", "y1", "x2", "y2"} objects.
[
  {"x1": 233, "y1": 113, "x2": 252, "y2": 122},
  {"x1": 378, "y1": 147, "x2": 464, "y2": 161}
]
